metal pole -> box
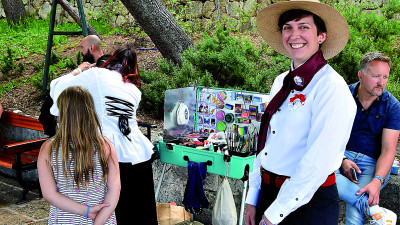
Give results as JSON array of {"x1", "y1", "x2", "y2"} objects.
[
  {"x1": 155, "y1": 163, "x2": 167, "y2": 201},
  {"x1": 76, "y1": 0, "x2": 88, "y2": 37},
  {"x1": 41, "y1": 0, "x2": 58, "y2": 93},
  {"x1": 239, "y1": 180, "x2": 248, "y2": 225}
]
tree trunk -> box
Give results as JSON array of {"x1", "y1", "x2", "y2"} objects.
[
  {"x1": 57, "y1": 0, "x2": 100, "y2": 37},
  {"x1": 120, "y1": 0, "x2": 193, "y2": 65},
  {"x1": 1, "y1": 0, "x2": 26, "y2": 25}
]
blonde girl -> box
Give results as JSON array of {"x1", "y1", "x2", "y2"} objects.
[{"x1": 38, "y1": 86, "x2": 120, "y2": 225}]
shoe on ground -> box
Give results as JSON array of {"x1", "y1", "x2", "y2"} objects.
[{"x1": 370, "y1": 207, "x2": 397, "y2": 225}]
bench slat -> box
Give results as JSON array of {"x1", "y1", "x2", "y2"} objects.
[
  {"x1": 0, "y1": 151, "x2": 38, "y2": 167},
  {"x1": 0, "y1": 111, "x2": 44, "y2": 131},
  {"x1": 3, "y1": 138, "x2": 48, "y2": 155},
  {"x1": 0, "y1": 156, "x2": 13, "y2": 168}
]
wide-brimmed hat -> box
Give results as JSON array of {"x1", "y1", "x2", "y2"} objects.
[{"x1": 256, "y1": 0, "x2": 349, "y2": 59}]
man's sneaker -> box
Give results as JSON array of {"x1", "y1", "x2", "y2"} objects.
[{"x1": 370, "y1": 207, "x2": 397, "y2": 225}]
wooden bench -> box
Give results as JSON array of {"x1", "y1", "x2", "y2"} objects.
[{"x1": 0, "y1": 111, "x2": 47, "y2": 203}]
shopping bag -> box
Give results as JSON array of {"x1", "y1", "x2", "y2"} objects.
[
  {"x1": 157, "y1": 203, "x2": 192, "y2": 225},
  {"x1": 212, "y1": 178, "x2": 237, "y2": 225}
]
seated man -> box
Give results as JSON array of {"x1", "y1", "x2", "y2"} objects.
[
  {"x1": 39, "y1": 35, "x2": 108, "y2": 136},
  {"x1": 336, "y1": 52, "x2": 400, "y2": 225}
]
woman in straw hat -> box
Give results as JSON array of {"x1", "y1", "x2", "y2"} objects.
[{"x1": 245, "y1": 1, "x2": 357, "y2": 225}]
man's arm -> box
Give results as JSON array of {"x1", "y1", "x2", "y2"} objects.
[{"x1": 357, "y1": 128, "x2": 400, "y2": 205}]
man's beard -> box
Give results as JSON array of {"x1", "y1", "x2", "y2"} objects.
[{"x1": 82, "y1": 50, "x2": 95, "y2": 63}]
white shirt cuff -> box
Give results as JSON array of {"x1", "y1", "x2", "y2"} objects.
[
  {"x1": 265, "y1": 201, "x2": 290, "y2": 225},
  {"x1": 245, "y1": 186, "x2": 260, "y2": 206}
]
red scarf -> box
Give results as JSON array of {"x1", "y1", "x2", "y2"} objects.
[{"x1": 256, "y1": 50, "x2": 327, "y2": 155}]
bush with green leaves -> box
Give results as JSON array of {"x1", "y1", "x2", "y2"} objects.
[
  {"x1": 0, "y1": 47, "x2": 16, "y2": 76},
  {"x1": 329, "y1": 0, "x2": 400, "y2": 97},
  {"x1": 140, "y1": 26, "x2": 283, "y2": 118}
]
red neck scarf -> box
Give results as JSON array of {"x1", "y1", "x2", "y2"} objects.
[{"x1": 256, "y1": 50, "x2": 327, "y2": 155}]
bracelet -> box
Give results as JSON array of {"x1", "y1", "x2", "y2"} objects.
[
  {"x1": 374, "y1": 175, "x2": 384, "y2": 185},
  {"x1": 85, "y1": 205, "x2": 90, "y2": 218},
  {"x1": 76, "y1": 68, "x2": 82, "y2": 74},
  {"x1": 262, "y1": 218, "x2": 267, "y2": 225}
]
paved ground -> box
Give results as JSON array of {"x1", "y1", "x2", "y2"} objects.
[{"x1": 0, "y1": 174, "x2": 48, "y2": 225}]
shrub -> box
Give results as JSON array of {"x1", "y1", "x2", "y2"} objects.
[
  {"x1": 0, "y1": 47, "x2": 16, "y2": 75},
  {"x1": 329, "y1": 0, "x2": 400, "y2": 91},
  {"x1": 140, "y1": 26, "x2": 276, "y2": 118}
]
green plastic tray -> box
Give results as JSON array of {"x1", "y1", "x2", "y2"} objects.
[{"x1": 158, "y1": 141, "x2": 255, "y2": 180}]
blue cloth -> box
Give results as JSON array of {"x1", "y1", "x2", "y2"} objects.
[
  {"x1": 335, "y1": 151, "x2": 389, "y2": 225},
  {"x1": 346, "y1": 82, "x2": 400, "y2": 159},
  {"x1": 182, "y1": 161, "x2": 209, "y2": 214}
]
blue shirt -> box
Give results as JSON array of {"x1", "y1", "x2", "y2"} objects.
[{"x1": 346, "y1": 82, "x2": 400, "y2": 159}]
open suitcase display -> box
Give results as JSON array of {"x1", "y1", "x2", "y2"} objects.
[
  {"x1": 155, "y1": 86, "x2": 270, "y2": 225},
  {"x1": 160, "y1": 86, "x2": 270, "y2": 179}
]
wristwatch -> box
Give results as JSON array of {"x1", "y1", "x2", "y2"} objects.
[
  {"x1": 343, "y1": 155, "x2": 348, "y2": 161},
  {"x1": 374, "y1": 175, "x2": 385, "y2": 185}
]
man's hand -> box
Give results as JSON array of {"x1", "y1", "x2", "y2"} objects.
[
  {"x1": 342, "y1": 159, "x2": 361, "y2": 183},
  {"x1": 245, "y1": 204, "x2": 257, "y2": 225},
  {"x1": 356, "y1": 178, "x2": 381, "y2": 206}
]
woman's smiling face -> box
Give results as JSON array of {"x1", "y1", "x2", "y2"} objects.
[{"x1": 282, "y1": 15, "x2": 326, "y2": 68}]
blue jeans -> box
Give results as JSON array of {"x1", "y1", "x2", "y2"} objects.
[{"x1": 335, "y1": 151, "x2": 389, "y2": 225}]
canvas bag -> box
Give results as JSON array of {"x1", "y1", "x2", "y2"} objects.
[
  {"x1": 212, "y1": 177, "x2": 237, "y2": 225},
  {"x1": 157, "y1": 203, "x2": 192, "y2": 225}
]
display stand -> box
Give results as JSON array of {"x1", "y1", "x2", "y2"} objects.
[
  {"x1": 156, "y1": 86, "x2": 270, "y2": 225},
  {"x1": 155, "y1": 141, "x2": 252, "y2": 225}
]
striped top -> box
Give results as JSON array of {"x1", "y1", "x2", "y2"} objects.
[{"x1": 48, "y1": 144, "x2": 116, "y2": 224}]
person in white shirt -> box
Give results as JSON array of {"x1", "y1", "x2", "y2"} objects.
[
  {"x1": 49, "y1": 47, "x2": 157, "y2": 225},
  {"x1": 245, "y1": 1, "x2": 356, "y2": 225}
]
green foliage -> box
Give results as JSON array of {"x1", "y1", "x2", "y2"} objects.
[
  {"x1": 0, "y1": 80, "x2": 19, "y2": 95},
  {"x1": 329, "y1": 0, "x2": 400, "y2": 88},
  {"x1": 140, "y1": 26, "x2": 277, "y2": 118},
  {"x1": 0, "y1": 47, "x2": 16, "y2": 75},
  {"x1": 16, "y1": 62, "x2": 25, "y2": 73}
]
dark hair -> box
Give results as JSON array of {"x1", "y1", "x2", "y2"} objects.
[
  {"x1": 278, "y1": 9, "x2": 327, "y2": 35},
  {"x1": 100, "y1": 48, "x2": 141, "y2": 88}
]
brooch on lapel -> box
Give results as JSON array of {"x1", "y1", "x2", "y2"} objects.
[
  {"x1": 293, "y1": 76, "x2": 304, "y2": 87},
  {"x1": 288, "y1": 94, "x2": 306, "y2": 111}
]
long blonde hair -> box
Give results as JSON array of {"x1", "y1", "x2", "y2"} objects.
[{"x1": 50, "y1": 86, "x2": 108, "y2": 188}]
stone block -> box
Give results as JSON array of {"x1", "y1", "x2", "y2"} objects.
[
  {"x1": 38, "y1": 1, "x2": 51, "y2": 20},
  {"x1": 361, "y1": 0, "x2": 383, "y2": 9},
  {"x1": 91, "y1": 0, "x2": 104, "y2": 7},
  {"x1": 32, "y1": 0, "x2": 43, "y2": 8},
  {"x1": 186, "y1": 1, "x2": 204, "y2": 19},
  {"x1": 0, "y1": 5, "x2": 5, "y2": 18},
  {"x1": 243, "y1": 0, "x2": 257, "y2": 17},
  {"x1": 226, "y1": 1, "x2": 241, "y2": 19},
  {"x1": 25, "y1": 4, "x2": 37, "y2": 17},
  {"x1": 203, "y1": 1, "x2": 216, "y2": 19}
]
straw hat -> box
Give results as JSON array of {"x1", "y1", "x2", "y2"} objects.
[{"x1": 256, "y1": 0, "x2": 349, "y2": 59}]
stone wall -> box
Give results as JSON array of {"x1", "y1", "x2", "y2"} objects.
[{"x1": 0, "y1": 0, "x2": 390, "y2": 31}]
